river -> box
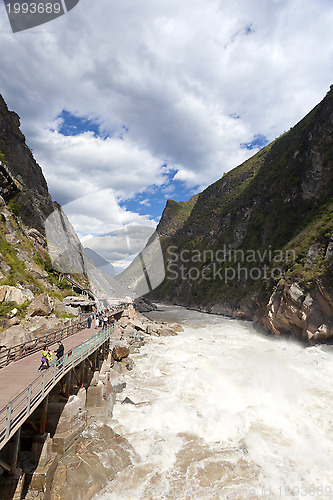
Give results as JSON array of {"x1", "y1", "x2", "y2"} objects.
[{"x1": 95, "y1": 305, "x2": 333, "y2": 499}]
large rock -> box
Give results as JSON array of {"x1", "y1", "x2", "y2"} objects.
[
  {"x1": 157, "y1": 326, "x2": 178, "y2": 336},
  {"x1": 121, "y1": 325, "x2": 136, "y2": 338},
  {"x1": 86, "y1": 380, "x2": 104, "y2": 407},
  {"x1": 0, "y1": 285, "x2": 34, "y2": 305},
  {"x1": 109, "y1": 368, "x2": 126, "y2": 393},
  {"x1": 130, "y1": 317, "x2": 146, "y2": 332},
  {"x1": 26, "y1": 293, "x2": 54, "y2": 317},
  {"x1": 0, "y1": 317, "x2": 20, "y2": 330},
  {"x1": 0, "y1": 325, "x2": 34, "y2": 347},
  {"x1": 259, "y1": 280, "x2": 333, "y2": 342},
  {"x1": 54, "y1": 395, "x2": 83, "y2": 435},
  {"x1": 121, "y1": 357, "x2": 134, "y2": 371},
  {"x1": 112, "y1": 345, "x2": 130, "y2": 361}
]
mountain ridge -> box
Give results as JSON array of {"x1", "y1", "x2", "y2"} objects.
[{"x1": 152, "y1": 86, "x2": 333, "y2": 342}]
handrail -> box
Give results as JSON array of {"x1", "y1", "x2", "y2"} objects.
[
  {"x1": 0, "y1": 305, "x2": 126, "y2": 369},
  {"x1": 64, "y1": 275, "x2": 96, "y2": 300},
  {"x1": 0, "y1": 323, "x2": 115, "y2": 451}
]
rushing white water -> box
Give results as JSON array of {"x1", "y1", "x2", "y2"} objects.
[{"x1": 95, "y1": 305, "x2": 333, "y2": 499}]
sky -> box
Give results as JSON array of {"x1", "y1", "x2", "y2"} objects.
[{"x1": 1, "y1": 0, "x2": 333, "y2": 269}]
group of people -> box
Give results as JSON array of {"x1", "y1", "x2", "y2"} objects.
[
  {"x1": 87, "y1": 310, "x2": 115, "y2": 330},
  {"x1": 37, "y1": 308, "x2": 116, "y2": 371},
  {"x1": 38, "y1": 341, "x2": 64, "y2": 371}
]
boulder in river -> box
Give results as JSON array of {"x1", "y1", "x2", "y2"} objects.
[{"x1": 112, "y1": 345, "x2": 130, "y2": 361}]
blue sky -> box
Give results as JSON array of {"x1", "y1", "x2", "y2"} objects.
[
  {"x1": 1, "y1": 0, "x2": 333, "y2": 266},
  {"x1": 57, "y1": 109, "x2": 199, "y2": 221}
]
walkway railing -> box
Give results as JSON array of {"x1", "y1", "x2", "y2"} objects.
[
  {"x1": 0, "y1": 324, "x2": 114, "y2": 451},
  {"x1": 0, "y1": 305, "x2": 125, "y2": 369}
]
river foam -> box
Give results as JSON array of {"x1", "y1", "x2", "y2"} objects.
[{"x1": 95, "y1": 305, "x2": 333, "y2": 499}]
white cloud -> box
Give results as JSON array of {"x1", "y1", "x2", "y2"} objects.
[
  {"x1": 1, "y1": 0, "x2": 333, "y2": 210},
  {"x1": 60, "y1": 189, "x2": 157, "y2": 264},
  {"x1": 61, "y1": 189, "x2": 157, "y2": 234}
]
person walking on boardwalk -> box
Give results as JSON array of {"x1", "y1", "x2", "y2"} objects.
[
  {"x1": 103, "y1": 315, "x2": 108, "y2": 329},
  {"x1": 46, "y1": 348, "x2": 52, "y2": 368},
  {"x1": 87, "y1": 315, "x2": 92, "y2": 329},
  {"x1": 55, "y1": 341, "x2": 64, "y2": 368},
  {"x1": 95, "y1": 317, "x2": 99, "y2": 329},
  {"x1": 38, "y1": 347, "x2": 48, "y2": 371}
]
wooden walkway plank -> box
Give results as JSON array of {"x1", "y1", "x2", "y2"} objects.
[{"x1": 0, "y1": 325, "x2": 105, "y2": 412}]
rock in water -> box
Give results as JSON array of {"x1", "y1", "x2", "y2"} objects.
[
  {"x1": 121, "y1": 397, "x2": 136, "y2": 405},
  {"x1": 112, "y1": 345, "x2": 130, "y2": 361}
]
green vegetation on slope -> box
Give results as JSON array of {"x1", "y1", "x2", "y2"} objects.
[{"x1": 153, "y1": 88, "x2": 333, "y2": 311}]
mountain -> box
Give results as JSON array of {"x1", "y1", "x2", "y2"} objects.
[
  {"x1": 0, "y1": 93, "x2": 129, "y2": 343},
  {"x1": 0, "y1": 94, "x2": 54, "y2": 233},
  {"x1": 152, "y1": 86, "x2": 333, "y2": 342},
  {"x1": 84, "y1": 247, "x2": 117, "y2": 277}
]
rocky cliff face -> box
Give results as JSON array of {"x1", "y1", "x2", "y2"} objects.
[
  {"x1": 0, "y1": 94, "x2": 54, "y2": 233},
  {"x1": 152, "y1": 86, "x2": 333, "y2": 342},
  {"x1": 0, "y1": 93, "x2": 126, "y2": 345}
]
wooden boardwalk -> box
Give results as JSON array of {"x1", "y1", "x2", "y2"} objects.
[{"x1": 0, "y1": 325, "x2": 105, "y2": 413}]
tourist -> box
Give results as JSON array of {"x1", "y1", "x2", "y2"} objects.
[
  {"x1": 38, "y1": 346, "x2": 48, "y2": 371},
  {"x1": 46, "y1": 348, "x2": 52, "y2": 367},
  {"x1": 55, "y1": 341, "x2": 64, "y2": 368},
  {"x1": 87, "y1": 315, "x2": 92, "y2": 328},
  {"x1": 95, "y1": 317, "x2": 99, "y2": 329},
  {"x1": 103, "y1": 315, "x2": 108, "y2": 329}
]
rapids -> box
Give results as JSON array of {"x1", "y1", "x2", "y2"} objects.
[{"x1": 95, "y1": 305, "x2": 333, "y2": 499}]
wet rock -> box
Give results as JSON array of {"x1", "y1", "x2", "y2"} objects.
[
  {"x1": 121, "y1": 357, "x2": 134, "y2": 371},
  {"x1": 157, "y1": 326, "x2": 178, "y2": 336},
  {"x1": 121, "y1": 325, "x2": 135, "y2": 338},
  {"x1": 130, "y1": 317, "x2": 146, "y2": 332},
  {"x1": 49, "y1": 425, "x2": 135, "y2": 500},
  {"x1": 313, "y1": 324, "x2": 332, "y2": 341},
  {"x1": 121, "y1": 397, "x2": 136, "y2": 405},
  {"x1": 112, "y1": 345, "x2": 130, "y2": 361},
  {"x1": 109, "y1": 368, "x2": 126, "y2": 392}
]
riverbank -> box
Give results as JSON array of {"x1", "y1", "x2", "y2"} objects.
[
  {"x1": 150, "y1": 292, "x2": 333, "y2": 346},
  {"x1": 20, "y1": 305, "x2": 183, "y2": 499},
  {"x1": 94, "y1": 305, "x2": 333, "y2": 499}
]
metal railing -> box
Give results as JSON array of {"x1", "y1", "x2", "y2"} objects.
[
  {"x1": 0, "y1": 324, "x2": 114, "y2": 451},
  {"x1": 0, "y1": 305, "x2": 126, "y2": 369}
]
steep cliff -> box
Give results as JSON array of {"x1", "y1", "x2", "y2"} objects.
[
  {"x1": 0, "y1": 93, "x2": 129, "y2": 344},
  {"x1": 0, "y1": 94, "x2": 54, "y2": 233},
  {"x1": 153, "y1": 86, "x2": 333, "y2": 342}
]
